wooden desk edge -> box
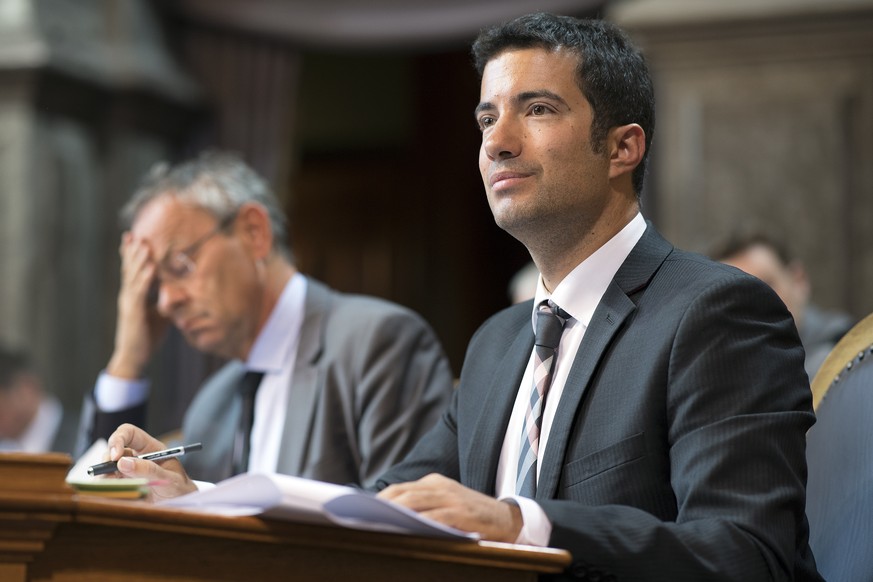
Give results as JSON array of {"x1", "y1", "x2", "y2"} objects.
[{"x1": 72, "y1": 496, "x2": 572, "y2": 573}]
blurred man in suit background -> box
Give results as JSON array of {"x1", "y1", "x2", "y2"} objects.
[
  {"x1": 84, "y1": 151, "x2": 454, "y2": 490},
  {"x1": 712, "y1": 229, "x2": 854, "y2": 380}
]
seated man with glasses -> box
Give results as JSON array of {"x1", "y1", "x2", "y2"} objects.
[{"x1": 78, "y1": 151, "x2": 454, "y2": 490}]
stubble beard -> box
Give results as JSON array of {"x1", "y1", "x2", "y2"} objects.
[{"x1": 494, "y1": 203, "x2": 571, "y2": 264}]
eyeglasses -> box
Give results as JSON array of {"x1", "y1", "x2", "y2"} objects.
[{"x1": 157, "y1": 211, "x2": 238, "y2": 282}]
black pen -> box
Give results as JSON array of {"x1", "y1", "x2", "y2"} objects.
[{"x1": 87, "y1": 442, "x2": 203, "y2": 477}]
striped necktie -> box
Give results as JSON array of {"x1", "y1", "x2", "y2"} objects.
[{"x1": 516, "y1": 300, "x2": 568, "y2": 498}]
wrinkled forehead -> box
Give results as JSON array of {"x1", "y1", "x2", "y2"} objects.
[{"x1": 130, "y1": 195, "x2": 215, "y2": 251}]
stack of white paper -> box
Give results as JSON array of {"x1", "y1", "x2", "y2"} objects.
[{"x1": 159, "y1": 472, "x2": 478, "y2": 540}]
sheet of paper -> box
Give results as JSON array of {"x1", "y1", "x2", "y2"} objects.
[
  {"x1": 159, "y1": 472, "x2": 477, "y2": 540},
  {"x1": 66, "y1": 438, "x2": 107, "y2": 482}
]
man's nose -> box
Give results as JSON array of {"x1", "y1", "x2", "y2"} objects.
[
  {"x1": 156, "y1": 279, "x2": 187, "y2": 316},
  {"x1": 482, "y1": 116, "x2": 522, "y2": 161}
]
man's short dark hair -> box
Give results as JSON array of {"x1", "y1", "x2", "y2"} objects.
[
  {"x1": 472, "y1": 13, "x2": 655, "y2": 196},
  {"x1": 710, "y1": 229, "x2": 795, "y2": 266}
]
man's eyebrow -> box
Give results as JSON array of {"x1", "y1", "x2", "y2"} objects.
[
  {"x1": 474, "y1": 90, "x2": 569, "y2": 119},
  {"x1": 516, "y1": 90, "x2": 568, "y2": 107},
  {"x1": 474, "y1": 101, "x2": 495, "y2": 118}
]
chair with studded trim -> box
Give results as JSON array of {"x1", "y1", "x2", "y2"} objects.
[{"x1": 805, "y1": 312, "x2": 873, "y2": 582}]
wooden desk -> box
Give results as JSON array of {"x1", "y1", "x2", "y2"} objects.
[{"x1": 0, "y1": 454, "x2": 571, "y2": 581}]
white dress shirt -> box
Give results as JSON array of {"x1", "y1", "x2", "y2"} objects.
[
  {"x1": 95, "y1": 274, "x2": 307, "y2": 473},
  {"x1": 245, "y1": 274, "x2": 305, "y2": 472},
  {"x1": 496, "y1": 213, "x2": 646, "y2": 546}
]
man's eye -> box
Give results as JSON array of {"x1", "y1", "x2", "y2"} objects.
[
  {"x1": 478, "y1": 116, "x2": 495, "y2": 130},
  {"x1": 164, "y1": 254, "x2": 191, "y2": 278},
  {"x1": 531, "y1": 104, "x2": 548, "y2": 116}
]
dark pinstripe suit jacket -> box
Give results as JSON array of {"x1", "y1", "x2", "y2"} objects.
[{"x1": 376, "y1": 225, "x2": 823, "y2": 582}]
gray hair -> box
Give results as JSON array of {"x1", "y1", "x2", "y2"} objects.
[{"x1": 121, "y1": 151, "x2": 290, "y2": 255}]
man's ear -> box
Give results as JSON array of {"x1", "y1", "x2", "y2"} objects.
[
  {"x1": 236, "y1": 202, "x2": 274, "y2": 260},
  {"x1": 608, "y1": 123, "x2": 646, "y2": 180}
]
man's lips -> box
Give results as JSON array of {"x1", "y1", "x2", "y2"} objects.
[
  {"x1": 177, "y1": 315, "x2": 205, "y2": 334},
  {"x1": 489, "y1": 171, "x2": 532, "y2": 189}
]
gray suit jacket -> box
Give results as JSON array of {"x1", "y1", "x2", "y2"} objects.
[
  {"x1": 86, "y1": 279, "x2": 454, "y2": 487},
  {"x1": 376, "y1": 226, "x2": 822, "y2": 582}
]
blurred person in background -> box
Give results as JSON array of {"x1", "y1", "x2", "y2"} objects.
[
  {"x1": 712, "y1": 229, "x2": 854, "y2": 380},
  {"x1": 81, "y1": 151, "x2": 454, "y2": 489},
  {"x1": 0, "y1": 346, "x2": 77, "y2": 453}
]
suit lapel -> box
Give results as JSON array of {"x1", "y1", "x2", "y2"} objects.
[
  {"x1": 536, "y1": 225, "x2": 674, "y2": 499},
  {"x1": 536, "y1": 283, "x2": 636, "y2": 499},
  {"x1": 275, "y1": 279, "x2": 331, "y2": 476},
  {"x1": 465, "y1": 318, "x2": 534, "y2": 495}
]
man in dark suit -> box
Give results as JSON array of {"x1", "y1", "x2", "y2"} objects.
[
  {"x1": 88, "y1": 151, "x2": 453, "y2": 492},
  {"x1": 375, "y1": 13, "x2": 823, "y2": 581}
]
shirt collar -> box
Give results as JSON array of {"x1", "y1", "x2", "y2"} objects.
[
  {"x1": 533, "y1": 212, "x2": 647, "y2": 330},
  {"x1": 246, "y1": 273, "x2": 307, "y2": 374}
]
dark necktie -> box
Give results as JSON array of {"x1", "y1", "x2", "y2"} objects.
[
  {"x1": 516, "y1": 300, "x2": 569, "y2": 498},
  {"x1": 231, "y1": 370, "x2": 264, "y2": 475}
]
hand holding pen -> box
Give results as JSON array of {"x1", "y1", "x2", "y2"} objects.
[
  {"x1": 103, "y1": 423, "x2": 201, "y2": 501},
  {"x1": 88, "y1": 442, "x2": 203, "y2": 476}
]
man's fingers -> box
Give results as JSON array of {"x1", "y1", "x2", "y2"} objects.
[
  {"x1": 119, "y1": 238, "x2": 157, "y2": 296},
  {"x1": 117, "y1": 456, "x2": 183, "y2": 479},
  {"x1": 379, "y1": 473, "x2": 450, "y2": 497},
  {"x1": 378, "y1": 474, "x2": 522, "y2": 542},
  {"x1": 378, "y1": 474, "x2": 457, "y2": 512},
  {"x1": 117, "y1": 456, "x2": 155, "y2": 478},
  {"x1": 107, "y1": 423, "x2": 164, "y2": 460},
  {"x1": 115, "y1": 457, "x2": 196, "y2": 501},
  {"x1": 381, "y1": 487, "x2": 442, "y2": 512}
]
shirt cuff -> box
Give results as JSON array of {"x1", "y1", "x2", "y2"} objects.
[
  {"x1": 95, "y1": 371, "x2": 150, "y2": 412},
  {"x1": 500, "y1": 495, "x2": 553, "y2": 546}
]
